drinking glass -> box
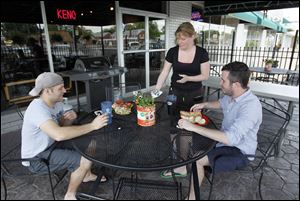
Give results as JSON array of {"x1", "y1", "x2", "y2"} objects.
[{"x1": 101, "y1": 101, "x2": 112, "y2": 124}]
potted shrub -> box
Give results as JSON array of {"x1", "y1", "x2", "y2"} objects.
[
  {"x1": 134, "y1": 91, "x2": 156, "y2": 127},
  {"x1": 272, "y1": 60, "x2": 279, "y2": 68},
  {"x1": 264, "y1": 59, "x2": 278, "y2": 72}
]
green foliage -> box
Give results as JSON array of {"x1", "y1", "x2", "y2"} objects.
[
  {"x1": 48, "y1": 24, "x2": 59, "y2": 31},
  {"x1": 51, "y1": 33, "x2": 63, "y2": 43},
  {"x1": 11, "y1": 34, "x2": 26, "y2": 45},
  {"x1": 264, "y1": 59, "x2": 279, "y2": 67},
  {"x1": 246, "y1": 40, "x2": 258, "y2": 48},
  {"x1": 124, "y1": 22, "x2": 161, "y2": 40},
  {"x1": 1, "y1": 23, "x2": 40, "y2": 45},
  {"x1": 134, "y1": 91, "x2": 154, "y2": 107},
  {"x1": 149, "y1": 22, "x2": 161, "y2": 39},
  {"x1": 104, "y1": 26, "x2": 116, "y2": 34},
  {"x1": 77, "y1": 26, "x2": 94, "y2": 41}
]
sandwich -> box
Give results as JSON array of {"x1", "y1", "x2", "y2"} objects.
[{"x1": 180, "y1": 111, "x2": 206, "y2": 124}]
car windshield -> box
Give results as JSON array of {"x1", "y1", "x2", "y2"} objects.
[{"x1": 128, "y1": 42, "x2": 140, "y2": 50}]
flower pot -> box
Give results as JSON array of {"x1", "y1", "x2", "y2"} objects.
[
  {"x1": 264, "y1": 63, "x2": 272, "y2": 72},
  {"x1": 136, "y1": 105, "x2": 156, "y2": 127}
]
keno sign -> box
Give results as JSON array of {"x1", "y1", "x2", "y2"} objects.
[{"x1": 57, "y1": 9, "x2": 76, "y2": 20}]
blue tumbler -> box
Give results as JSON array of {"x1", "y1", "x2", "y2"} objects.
[{"x1": 101, "y1": 101, "x2": 112, "y2": 124}]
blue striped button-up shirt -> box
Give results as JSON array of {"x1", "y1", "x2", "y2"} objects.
[{"x1": 217, "y1": 89, "x2": 262, "y2": 157}]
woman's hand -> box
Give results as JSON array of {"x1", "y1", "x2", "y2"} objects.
[{"x1": 176, "y1": 74, "x2": 190, "y2": 83}]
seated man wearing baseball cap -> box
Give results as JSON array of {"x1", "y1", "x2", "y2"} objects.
[{"x1": 21, "y1": 72, "x2": 109, "y2": 200}]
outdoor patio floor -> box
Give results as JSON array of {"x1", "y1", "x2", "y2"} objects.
[{"x1": 1, "y1": 99, "x2": 299, "y2": 200}]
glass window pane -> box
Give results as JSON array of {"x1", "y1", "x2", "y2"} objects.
[
  {"x1": 150, "y1": 51, "x2": 164, "y2": 86},
  {"x1": 123, "y1": 14, "x2": 145, "y2": 50},
  {"x1": 124, "y1": 53, "x2": 146, "y2": 88},
  {"x1": 149, "y1": 18, "x2": 165, "y2": 49}
]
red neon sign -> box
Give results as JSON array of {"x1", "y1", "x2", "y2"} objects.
[{"x1": 56, "y1": 9, "x2": 77, "y2": 20}]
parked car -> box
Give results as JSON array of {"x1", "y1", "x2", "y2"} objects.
[{"x1": 127, "y1": 41, "x2": 140, "y2": 50}]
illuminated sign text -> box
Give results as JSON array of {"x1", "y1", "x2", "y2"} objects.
[{"x1": 57, "y1": 9, "x2": 76, "y2": 20}]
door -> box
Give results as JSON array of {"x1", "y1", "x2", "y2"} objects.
[{"x1": 117, "y1": 6, "x2": 167, "y2": 92}]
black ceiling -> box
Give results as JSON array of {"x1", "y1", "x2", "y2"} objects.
[
  {"x1": 1, "y1": 1, "x2": 299, "y2": 25},
  {"x1": 204, "y1": 1, "x2": 299, "y2": 16},
  {"x1": 1, "y1": 1, "x2": 116, "y2": 26}
]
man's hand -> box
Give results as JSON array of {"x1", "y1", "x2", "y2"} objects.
[
  {"x1": 63, "y1": 110, "x2": 77, "y2": 121},
  {"x1": 190, "y1": 103, "x2": 207, "y2": 112},
  {"x1": 61, "y1": 110, "x2": 77, "y2": 126},
  {"x1": 91, "y1": 114, "x2": 109, "y2": 130},
  {"x1": 177, "y1": 119, "x2": 195, "y2": 132},
  {"x1": 176, "y1": 74, "x2": 190, "y2": 83}
]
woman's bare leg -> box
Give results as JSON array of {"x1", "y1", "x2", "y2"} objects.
[{"x1": 188, "y1": 156, "x2": 210, "y2": 200}]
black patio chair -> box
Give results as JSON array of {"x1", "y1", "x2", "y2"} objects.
[
  {"x1": 1, "y1": 104, "x2": 68, "y2": 200},
  {"x1": 204, "y1": 100, "x2": 290, "y2": 200},
  {"x1": 1, "y1": 143, "x2": 69, "y2": 200},
  {"x1": 281, "y1": 70, "x2": 299, "y2": 86}
]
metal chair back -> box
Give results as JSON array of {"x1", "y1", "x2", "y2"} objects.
[{"x1": 204, "y1": 100, "x2": 290, "y2": 200}]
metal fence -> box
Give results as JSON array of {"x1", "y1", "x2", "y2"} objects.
[
  {"x1": 206, "y1": 45, "x2": 299, "y2": 85},
  {"x1": 1, "y1": 44, "x2": 299, "y2": 85},
  {"x1": 206, "y1": 46, "x2": 299, "y2": 71}
]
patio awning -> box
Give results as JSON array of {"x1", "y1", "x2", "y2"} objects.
[
  {"x1": 229, "y1": 11, "x2": 288, "y2": 33},
  {"x1": 204, "y1": 1, "x2": 299, "y2": 16}
]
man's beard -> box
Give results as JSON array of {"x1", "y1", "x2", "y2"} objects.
[{"x1": 222, "y1": 88, "x2": 233, "y2": 96}]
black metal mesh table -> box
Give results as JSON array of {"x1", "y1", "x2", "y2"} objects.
[{"x1": 72, "y1": 102, "x2": 216, "y2": 199}]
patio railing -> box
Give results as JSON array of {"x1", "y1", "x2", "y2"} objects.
[
  {"x1": 206, "y1": 46, "x2": 299, "y2": 86},
  {"x1": 1, "y1": 45, "x2": 299, "y2": 86},
  {"x1": 205, "y1": 46, "x2": 299, "y2": 71}
]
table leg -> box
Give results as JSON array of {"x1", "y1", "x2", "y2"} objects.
[
  {"x1": 75, "y1": 81, "x2": 80, "y2": 113},
  {"x1": 192, "y1": 162, "x2": 200, "y2": 200},
  {"x1": 287, "y1": 101, "x2": 294, "y2": 118},
  {"x1": 203, "y1": 86, "x2": 208, "y2": 101},
  {"x1": 276, "y1": 101, "x2": 294, "y2": 156}
]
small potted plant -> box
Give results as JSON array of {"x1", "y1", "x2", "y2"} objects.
[
  {"x1": 264, "y1": 59, "x2": 278, "y2": 72},
  {"x1": 134, "y1": 91, "x2": 156, "y2": 127},
  {"x1": 272, "y1": 60, "x2": 279, "y2": 68}
]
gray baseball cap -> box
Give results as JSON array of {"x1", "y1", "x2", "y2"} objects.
[{"x1": 29, "y1": 72, "x2": 64, "y2": 96}]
